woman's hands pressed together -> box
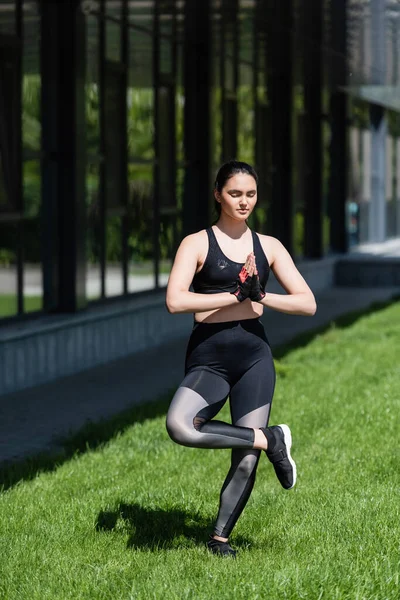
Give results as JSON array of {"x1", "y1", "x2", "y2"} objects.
[{"x1": 231, "y1": 253, "x2": 265, "y2": 303}]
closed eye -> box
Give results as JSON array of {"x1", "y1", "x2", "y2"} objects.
[{"x1": 228, "y1": 190, "x2": 257, "y2": 197}]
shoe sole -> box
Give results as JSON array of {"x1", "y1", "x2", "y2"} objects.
[{"x1": 277, "y1": 424, "x2": 297, "y2": 489}]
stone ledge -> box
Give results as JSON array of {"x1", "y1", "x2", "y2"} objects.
[
  {"x1": 0, "y1": 297, "x2": 192, "y2": 396},
  {"x1": 335, "y1": 257, "x2": 400, "y2": 287}
]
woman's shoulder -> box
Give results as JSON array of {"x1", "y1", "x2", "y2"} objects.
[
  {"x1": 178, "y1": 229, "x2": 209, "y2": 254},
  {"x1": 253, "y1": 233, "x2": 284, "y2": 263},
  {"x1": 181, "y1": 229, "x2": 209, "y2": 244},
  {"x1": 254, "y1": 232, "x2": 279, "y2": 248}
]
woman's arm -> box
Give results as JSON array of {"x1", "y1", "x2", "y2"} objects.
[
  {"x1": 258, "y1": 238, "x2": 317, "y2": 316},
  {"x1": 165, "y1": 234, "x2": 239, "y2": 314}
]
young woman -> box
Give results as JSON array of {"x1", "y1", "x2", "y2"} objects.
[{"x1": 165, "y1": 161, "x2": 316, "y2": 558}]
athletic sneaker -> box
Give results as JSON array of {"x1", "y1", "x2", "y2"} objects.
[
  {"x1": 207, "y1": 536, "x2": 237, "y2": 558},
  {"x1": 261, "y1": 424, "x2": 297, "y2": 490}
]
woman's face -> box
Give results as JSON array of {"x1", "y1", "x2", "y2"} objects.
[{"x1": 215, "y1": 173, "x2": 257, "y2": 222}]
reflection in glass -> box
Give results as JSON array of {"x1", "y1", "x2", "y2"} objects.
[
  {"x1": 361, "y1": 128, "x2": 371, "y2": 243},
  {"x1": 23, "y1": 2, "x2": 42, "y2": 313},
  {"x1": 127, "y1": 88, "x2": 154, "y2": 161},
  {"x1": 157, "y1": 85, "x2": 175, "y2": 208},
  {"x1": 23, "y1": 160, "x2": 40, "y2": 217},
  {"x1": 86, "y1": 11, "x2": 102, "y2": 301},
  {"x1": 86, "y1": 13, "x2": 100, "y2": 157},
  {"x1": 176, "y1": 87, "x2": 184, "y2": 164},
  {"x1": 105, "y1": 1, "x2": 122, "y2": 62},
  {"x1": 0, "y1": 0, "x2": 15, "y2": 34},
  {"x1": 127, "y1": 3, "x2": 154, "y2": 160},
  {"x1": 385, "y1": 134, "x2": 395, "y2": 238},
  {"x1": 293, "y1": 106, "x2": 305, "y2": 258},
  {"x1": 211, "y1": 1, "x2": 222, "y2": 171},
  {"x1": 397, "y1": 138, "x2": 400, "y2": 237},
  {"x1": 0, "y1": 223, "x2": 17, "y2": 318},
  {"x1": 127, "y1": 3, "x2": 155, "y2": 293},
  {"x1": 23, "y1": 160, "x2": 42, "y2": 312},
  {"x1": 322, "y1": 121, "x2": 331, "y2": 253},
  {"x1": 159, "y1": 2, "x2": 174, "y2": 76},
  {"x1": 0, "y1": 158, "x2": 7, "y2": 208},
  {"x1": 159, "y1": 211, "x2": 180, "y2": 288},
  {"x1": 238, "y1": 64, "x2": 254, "y2": 165},
  {"x1": 106, "y1": 20, "x2": 121, "y2": 62},
  {"x1": 224, "y1": 22, "x2": 236, "y2": 93},
  {"x1": 106, "y1": 214, "x2": 123, "y2": 297},
  {"x1": 211, "y1": 87, "x2": 222, "y2": 170},
  {"x1": 86, "y1": 162, "x2": 102, "y2": 300},
  {"x1": 127, "y1": 165, "x2": 155, "y2": 293},
  {"x1": 22, "y1": 76, "x2": 41, "y2": 153},
  {"x1": 23, "y1": 2, "x2": 41, "y2": 153}
]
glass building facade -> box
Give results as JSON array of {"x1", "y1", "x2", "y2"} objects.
[{"x1": 0, "y1": 0, "x2": 399, "y2": 324}]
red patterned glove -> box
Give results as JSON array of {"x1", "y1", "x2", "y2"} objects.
[{"x1": 231, "y1": 266, "x2": 253, "y2": 302}]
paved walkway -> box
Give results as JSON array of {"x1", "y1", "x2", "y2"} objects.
[
  {"x1": 349, "y1": 237, "x2": 400, "y2": 257},
  {"x1": 0, "y1": 286, "x2": 399, "y2": 465}
]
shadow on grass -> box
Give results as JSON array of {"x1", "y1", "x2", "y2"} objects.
[
  {"x1": 0, "y1": 395, "x2": 172, "y2": 493},
  {"x1": 95, "y1": 502, "x2": 251, "y2": 550},
  {"x1": 1, "y1": 295, "x2": 399, "y2": 493}
]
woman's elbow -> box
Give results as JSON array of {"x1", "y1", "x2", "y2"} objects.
[
  {"x1": 165, "y1": 293, "x2": 182, "y2": 314},
  {"x1": 307, "y1": 296, "x2": 317, "y2": 316},
  {"x1": 166, "y1": 298, "x2": 178, "y2": 314}
]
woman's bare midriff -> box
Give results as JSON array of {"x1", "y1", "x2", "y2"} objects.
[{"x1": 194, "y1": 299, "x2": 264, "y2": 324}]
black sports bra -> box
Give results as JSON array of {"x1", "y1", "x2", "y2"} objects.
[{"x1": 192, "y1": 227, "x2": 270, "y2": 295}]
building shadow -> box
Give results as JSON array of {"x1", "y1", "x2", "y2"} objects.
[
  {"x1": 0, "y1": 295, "x2": 398, "y2": 492},
  {"x1": 0, "y1": 395, "x2": 171, "y2": 492},
  {"x1": 95, "y1": 501, "x2": 250, "y2": 551}
]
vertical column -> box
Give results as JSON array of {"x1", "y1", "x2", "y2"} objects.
[
  {"x1": 369, "y1": 0, "x2": 386, "y2": 243},
  {"x1": 397, "y1": 138, "x2": 400, "y2": 236},
  {"x1": 16, "y1": 0, "x2": 23, "y2": 315},
  {"x1": 266, "y1": 0, "x2": 293, "y2": 252},
  {"x1": 303, "y1": 0, "x2": 322, "y2": 258},
  {"x1": 152, "y1": 0, "x2": 161, "y2": 284},
  {"x1": 99, "y1": 0, "x2": 106, "y2": 298},
  {"x1": 121, "y1": 0, "x2": 129, "y2": 294},
  {"x1": 361, "y1": 129, "x2": 372, "y2": 242},
  {"x1": 41, "y1": 0, "x2": 87, "y2": 312},
  {"x1": 182, "y1": 0, "x2": 211, "y2": 236},
  {"x1": 329, "y1": 0, "x2": 348, "y2": 253},
  {"x1": 369, "y1": 105, "x2": 387, "y2": 241},
  {"x1": 221, "y1": 0, "x2": 238, "y2": 162}
]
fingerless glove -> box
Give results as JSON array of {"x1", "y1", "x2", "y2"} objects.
[
  {"x1": 250, "y1": 273, "x2": 266, "y2": 302},
  {"x1": 231, "y1": 266, "x2": 253, "y2": 302}
]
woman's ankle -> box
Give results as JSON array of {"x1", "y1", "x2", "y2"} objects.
[
  {"x1": 253, "y1": 428, "x2": 268, "y2": 451},
  {"x1": 211, "y1": 534, "x2": 229, "y2": 543}
]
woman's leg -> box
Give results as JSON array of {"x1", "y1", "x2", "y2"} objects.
[
  {"x1": 212, "y1": 354, "x2": 276, "y2": 540},
  {"x1": 166, "y1": 369, "x2": 257, "y2": 449}
]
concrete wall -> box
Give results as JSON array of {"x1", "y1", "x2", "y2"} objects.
[
  {"x1": 0, "y1": 292, "x2": 192, "y2": 396},
  {"x1": 335, "y1": 256, "x2": 400, "y2": 287}
]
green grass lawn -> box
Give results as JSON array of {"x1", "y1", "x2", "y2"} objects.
[
  {"x1": 1, "y1": 302, "x2": 399, "y2": 599},
  {"x1": 0, "y1": 295, "x2": 42, "y2": 317}
]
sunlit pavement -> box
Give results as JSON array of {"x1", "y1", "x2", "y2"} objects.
[{"x1": 0, "y1": 265, "x2": 170, "y2": 297}]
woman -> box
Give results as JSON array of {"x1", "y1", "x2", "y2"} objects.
[{"x1": 165, "y1": 160, "x2": 316, "y2": 557}]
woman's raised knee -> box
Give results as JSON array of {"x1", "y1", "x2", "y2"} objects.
[{"x1": 165, "y1": 413, "x2": 195, "y2": 446}]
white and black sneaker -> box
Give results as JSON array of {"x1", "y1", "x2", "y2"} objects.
[{"x1": 261, "y1": 424, "x2": 297, "y2": 490}]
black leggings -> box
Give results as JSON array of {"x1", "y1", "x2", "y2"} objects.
[{"x1": 166, "y1": 318, "x2": 276, "y2": 538}]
